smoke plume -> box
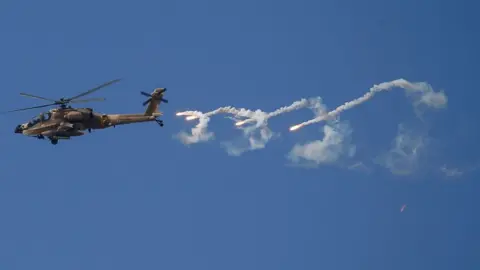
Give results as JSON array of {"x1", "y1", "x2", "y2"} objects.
[
  {"x1": 222, "y1": 98, "x2": 310, "y2": 155},
  {"x1": 174, "y1": 78, "x2": 451, "y2": 175},
  {"x1": 175, "y1": 106, "x2": 246, "y2": 144},
  {"x1": 289, "y1": 79, "x2": 447, "y2": 131},
  {"x1": 374, "y1": 124, "x2": 426, "y2": 175},
  {"x1": 176, "y1": 99, "x2": 310, "y2": 153},
  {"x1": 287, "y1": 97, "x2": 356, "y2": 166}
]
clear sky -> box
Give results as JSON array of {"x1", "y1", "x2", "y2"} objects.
[{"x1": 1, "y1": 0, "x2": 479, "y2": 269}]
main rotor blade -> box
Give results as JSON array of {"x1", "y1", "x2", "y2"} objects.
[
  {"x1": 2, "y1": 103, "x2": 56, "y2": 114},
  {"x1": 68, "y1": 78, "x2": 121, "y2": 101},
  {"x1": 140, "y1": 91, "x2": 152, "y2": 97},
  {"x1": 19, "y1": 93, "x2": 57, "y2": 102},
  {"x1": 69, "y1": 97, "x2": 106, "y2": 103}
]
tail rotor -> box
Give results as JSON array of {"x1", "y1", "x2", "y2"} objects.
[{"x1": 141, "y1": 88, "x2": 168, "y2": 106}]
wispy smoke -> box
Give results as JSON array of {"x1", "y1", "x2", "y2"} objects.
[
  {"x1": 439, "y1": 162, "x2": 480, "y2": 178},
  {"x1": 440, "y1": 165, "x2": 464, "y2": 177},
  {"x1": 289, "y1": 79, "x2": 448, "y2": 131},
  {"x1": 174, "y1": 78, "x2": 452, "y2": 176},
  {"x1": 375, "y1": 124, "x2": 426, "y2": 175},
  {"x1": 287, "y1": 79, "x2": 448, "y2": 170},
  {"x1": 287, "y1": 121, "x2": 356, "y2": 165},
  {"x1": 176, "y1": 114, "x2": 214, "y2": 144},
  {"x1": 175, "y1": 106, "x2": 246, "y2": 144},
  {"x1": 348, "y1": 162, "x2": 372, "y2": 173},
  {"x1": 176, "y1": 99, "x2": 310, "y2": 154},
  {"x1": 287, "y1": 97, "x2": 356, "y2": 166},
  {"x1": 222, "y1": 98, "x2": 309, "y2": 155}
]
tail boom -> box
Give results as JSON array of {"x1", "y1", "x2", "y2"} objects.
[{"x1": 105, "y1": 114, "x2": 160, "y2": 126}]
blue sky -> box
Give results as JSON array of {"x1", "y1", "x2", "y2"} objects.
[{"x1": 1, "y1": 0, "x2": 479, "y2": 269}]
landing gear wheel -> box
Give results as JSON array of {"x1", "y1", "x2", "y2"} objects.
[{"x1": 51, "y1": 139, "x2": 58, "y2": 145}]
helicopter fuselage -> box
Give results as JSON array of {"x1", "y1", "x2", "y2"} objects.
[
  {"x1": 10, "y1": 85, "x2": 167, "y2": 145},
  {"x1": 14, "y1": 107, "x2": 163, "y2": 142}
]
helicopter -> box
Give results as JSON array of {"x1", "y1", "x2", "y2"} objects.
[{"x1": 5, "y1": 79, "x2": 168, "y2": 145}]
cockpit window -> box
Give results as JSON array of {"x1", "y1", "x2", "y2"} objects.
[
  {"x1": 28, "y1": 117, "x2": 40, "y2": 126},
  {"x1": 26, "y1": 112, "x2": 51, "y2": 127}
]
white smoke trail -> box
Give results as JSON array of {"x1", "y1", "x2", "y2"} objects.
[
  {"x1": 175, "y1": 99, "x2": 310, "y2": 148},
  {"x1": 233, "y1": 98, "x2": 308, "y2": 127},
  {"x1": 175, "y1": 107, "x2": 239, "y2": 144},
  {"x1": 176, "y1": 114, "x2": 214, "y2": 144},
  {"x1": 175, "y1": 106, "x2": 274, "y2": 145},
  {"x1": 287, "y1": 97, "x2": 356, "y2": 166},
  {"x1": 221, "y1": 98, "x2": 310, "y2": 155},
  {"x1": 289, "y1": 79, "x2": 448, "y2": 131},
  {"x1": 288, "y1": 120, "x2": 356, "y2": 165}
]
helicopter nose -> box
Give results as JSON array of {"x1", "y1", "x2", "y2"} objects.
[{"x1": 14, "y1": 125, "x2": 22, "y2": 133}]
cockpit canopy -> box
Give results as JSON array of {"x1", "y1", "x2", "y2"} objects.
[{"x1": 26, "y1": 111, "x2": 52, "y2": 127}]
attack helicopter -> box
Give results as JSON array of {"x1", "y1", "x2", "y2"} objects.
[{"x1": 5, "y1": 79, "x2": 168, "y2": 145}]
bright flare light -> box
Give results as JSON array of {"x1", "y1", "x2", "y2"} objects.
[
  {"x1": 235, "y1": 120, "x2": 247, "y2": 126},
  {"x1": 186, "y1": 115, "x2": 199, "y2": 121},
  {"x1": 289, "y1": 124, "x2": 302, "y2": 131}
]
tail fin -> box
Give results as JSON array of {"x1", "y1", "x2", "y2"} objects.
[{"x1": 140, "y1": 88, "x2": 168, "y2": 116}]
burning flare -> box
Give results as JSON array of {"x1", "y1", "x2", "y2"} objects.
[
  {"x1": 289, "y1": 124, "x2": 302, "y2": 131},
  {"x1": 235, "y1": 120, "x2": 249, "y2": 126},
  {"x1": 185, "y1": 115, "x2": 198, "y2": 121}
]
